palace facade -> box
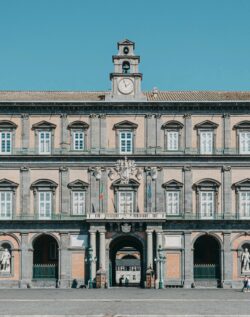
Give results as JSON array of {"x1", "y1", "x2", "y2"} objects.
[{"x1": 0, "y1": 39, "x2": 250, "y2": 288}]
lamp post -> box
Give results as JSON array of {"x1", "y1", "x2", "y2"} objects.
[
  {"x1": 154, "y1": 245, "x2": 166, "y2": 289},
  {"x1": 85, "y1": 246, "x2": 97, "y2": 289}
]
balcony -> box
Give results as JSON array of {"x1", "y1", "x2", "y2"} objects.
[{"x1": 86, "y1": 212, "x2": 166, "y2": 220}]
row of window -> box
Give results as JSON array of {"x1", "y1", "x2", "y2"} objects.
[
  {"x1": 0, "y1": 189, "x2": 250, "y2": 220},
  {"x1": 1, "y1": 119, "x2": 250, "y2": 155}
]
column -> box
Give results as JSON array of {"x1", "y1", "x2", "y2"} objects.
[
  {"x1": 223, "y1": 232, "x2": 232, "y2": 288},
  {"x1": 60, "y1": 113, "x2": 68, "y2": 153},
  {"x1": 20, "y1": 166, "x2": 30, "y2": 217},
  {"x1": 146, "y1": 230, "x2": 153, "y2": 268},
  {"x1": 183, "y1": 232, "x2": 194, "y2": 288},
  {"x1": 59, "y1": 233, "x2": 70, "y2": 288},
  {"x1": 222, "y1": 166, "x2": 232, "y2": 219},
  {"x1": 183, "y1": 166, "x2": 193, "y2": 216},
  {"x1": 184, "y1": 114, "x2": 192, "y2": 154},
  {"x1": 89, "y1": 229, "x2": 97, "y2": 279},
  {"x1": 99, "y1": 230, "x2": 106, "y2": 271},
  {"x1": 99, "y1": 114, "x2": 107, "y2": 154},
  {"x1": 223, "y1": 114, "x2": 231, "y2": 154},
  {"x1": 155, "y1": 231, "x2": 163, "y2": 280},
  {"x1": 90, "y1": 114, "x2": 99, "y2": 154},
  {"x1": 21, "y1": 114, "x2": 29, "y2": 152},
  {"x1": 59, "y1": 167, "x2": 69, "y2": 216},
  {"x1": 20, "y1": 233, "x2": 33, "y2": 288}
]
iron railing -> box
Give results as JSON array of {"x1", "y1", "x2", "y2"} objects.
[
  {"x1": 194, "y1": 264, "x2": 220, "y2": 280},
  {"x1": 33, "y1": 264, "x2": 58, "y2": 279}
]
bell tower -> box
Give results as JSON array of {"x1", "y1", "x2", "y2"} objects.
[{"x1": 108, "y1": 39, "x2": 146, "y2": 101}]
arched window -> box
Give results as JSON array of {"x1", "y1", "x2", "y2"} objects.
[{"x1": 122, "y1": 61, "x2": 130, "y2": 74}]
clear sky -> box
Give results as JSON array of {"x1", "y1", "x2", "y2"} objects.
[{"x1": 0, "y1": 0, "x2": 250, "y2": 91}]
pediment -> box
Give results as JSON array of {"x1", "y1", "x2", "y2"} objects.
[
  {"x1": 162, "y1": 179, "x2": 183, "y2": 189},
  {"x1": 233, "y1": 121, "x2": 250, "y2": 129},
  {"x1": 68, "y1": 179, "x2": 89, "y2": 189},
  {"x1": 32, "y1": 121, "x2": 56, "y2": 130},
  {"x1": 0, "y1": 178, "x2": 18, "y2": 188},
  {"x1": 67, "y1": 121, "x2": 89, "y2": 130},
  {"x1": 161, "y1": 120, "x2": 184, "y2": 130},
  {"x1": 0, "y1": 120, "x2": 17, "y2": 129},
  {"x1": 31, "y1": 179, "x2": 58, "y2": 189},
  {"x1": 118, "y1": 39, "x2": 135, "y2": 47},
  {"x1": 193, "y1": 178, "x2": 221, "y2": 189},
  {"x1": 113, "y1": 120, "x2": 138, "y2": 130},
  {"x1": 194, "y1": 120, "x2": 218, "y2": 129},
  {"x1": 233, "y1": 178, "x2": 250, "y2": 188},
  {"x1": 112, "y1": 178, "x2": 140, "y2": 188}
]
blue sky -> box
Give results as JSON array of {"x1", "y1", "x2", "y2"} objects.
[{"x1": 0, "y1": 0, "x2": 250, "y2": 91}]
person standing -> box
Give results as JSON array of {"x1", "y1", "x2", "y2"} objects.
[{"x1": 242, "y1": 276, "x2": 248, "y2": 292}]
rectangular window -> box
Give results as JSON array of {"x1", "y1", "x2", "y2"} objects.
[
  {"x1": 0, "y1": 131, "x2": 12, "y2": 154},
  {"x1": 200, "y1": 191, "x2": 214, "y2": 219},
  {"x1": 72, "y1": 191, "x2": 85, "y2": 215},
  {"x1": 119, "y1": 131, "x2": 133, "y2": 154},
  {"x1": 239, "y1": 192, "x2": 250, "y2": 218},
  {"x1": 200, "y1": 131, "x2": 213, "y2": 154},
  {"x1": 0, "y1": 192, "x2": 12, "y2": 219},
  {"x1": 73, "y1": 131, "x2": 84, "y2": 150},
  {"x1": 39, "y1": 131, "x2": 51, "y2": 154},
  {"x1": 39, "y1": 192, "x2": 52, "y2": 219},
  {"x1": 239, "y1": 132, "x2": 250, "y2": 154},
  {"x1": 167, "y1": 131, "x2": 178, "y2": 151},
  {"x1": 166, "y1": 191, "x2": 180, "y2": 215},
  {"x1": 118, "y1": 191, "x2": 134, "y2": 213}
]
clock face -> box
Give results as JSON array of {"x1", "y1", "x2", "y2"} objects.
[{"x1": 118, "y1": 78, "x2": 134, "y2": 95}]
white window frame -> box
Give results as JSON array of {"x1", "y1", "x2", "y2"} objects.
[
  {"x1": 0, "y1": 192, "x2": 12, "y2": 219},
  {"x1": 200, "y1": 191, "x2": 214, "y2": 219},
  {"x1": 166, "y1": 191, "x2": 180, "y2": 215},
  {"x1": 0, "y1": 131, "x2": 12, "y2": 155},
  {"x1": 73, "y1": 131, "x2": 84, "y2": 151},
  {"x1": 39, "y1": 191, "x2": 52, "y2": 220},
  {"x1": 118, "y1": 191, "x2": 134, "y2": 213},
  {"x1": 72, "y1": 191, "x2": 85, "y2": 215},
  {"x1": 39, "y1": 131, "x2": 51, "y2": 154},
  {"x1": 167, "y1": 131, "x2": 178, "y2": 151},
  {"x1": 200, "y1": 131, "x2": 213, "y2": 154},
  {"x1": 239, "y1": 131, "x2": 250, "y2": 154},
  {"x1": 119, "y1": 131, "x2": 133, "y2": 154},
  {"x1": 239, "y1": 191, "x2": 250, "y2": 219}
]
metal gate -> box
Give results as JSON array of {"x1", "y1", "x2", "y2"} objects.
[
  {"x1": 194, "y1": 264, "x2": 220, "y2": 280},
  {"x1": 33, "y1": 264, "x2": 58, "y2": 279}
]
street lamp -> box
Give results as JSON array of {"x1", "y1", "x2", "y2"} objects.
[
  {"x1": 154, "y1": 245, "x2": 166, "y2": 289},
  {"x1": 85, "y1": 246, "x2": 97, "y2": 289}
]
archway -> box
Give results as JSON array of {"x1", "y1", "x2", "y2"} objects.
[
  {"x1": 109, "y1": 235, "x2": 144, "y2": 287},
  {"x1": 193, "y1": 235, "x2": 221, "y2": 285},
  {"x1": 33, "y1": 235, "x2": 59, "y2": 280}
]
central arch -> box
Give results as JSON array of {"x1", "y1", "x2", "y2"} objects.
[{"x1": 109, "y1": 234, "x2": 144, "y2": 287}]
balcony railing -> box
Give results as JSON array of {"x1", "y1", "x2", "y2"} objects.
[{"x1": 86, "y1": 212, "x2": 166, "y2": 220}]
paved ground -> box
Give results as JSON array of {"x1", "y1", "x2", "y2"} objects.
[{"x1": 0, "y1": 288, "x2": 250, "y2": 316}]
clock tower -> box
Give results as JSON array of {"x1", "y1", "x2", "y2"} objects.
[{"x1": 107, "y1": 39, "x2": 146, "y2": 101}]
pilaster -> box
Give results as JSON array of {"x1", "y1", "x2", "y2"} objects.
[
  {"x1": 89, "y1": 229, "x2": 97, "y2": 279},
  {"x1": 183, "y1": 232, "x2": 194, "y2": 288},
  {"x1": 184, "y1": 114, "x2": 192, "y2": 153},
  {"x1": 90, "y1": 114, "x2": 99, "y2": 154},
  {"x1": 99, "y1": 229, "x2": 106, "y2": 271},
  {"x1": 155, "y1": 114, "x2": 163, "y2": 153},
  {"x1": 59, "y1": 167, "x2": 69, "y2": 215},
  {"x1": 20, "y1": 233, "x2": 32, "y2": 288},
  {"x1": 183, "y1": 166, "x2": 193, "y2": 216},
  {"x1": 59, "y1": 233, "x2": 70, "y2": 288},
  {"x1": 223, "y1": 232, "x2": 233, "y2": 288},
  {"x1": 99, "y1": 114, "x2": 107, "y2": 154},
  {"x1": 145, "y1": 114, "x2": 156, "y2": 154},
  {"x1": 21, "y1": 114, "x2": 29, "y2": 152},
  {"x1": 146, "y1": 230, "x2": 153, "y2": 268},
  {"x1": 222, "y1": 165, "x2": 232, "y2": 219},
  {"x1": 223, "y1": 114, "x2": 231, "y2": 154},
  {"x1": 20, "y1": 166, "x2": 30, "y2": 217},
  {"x1": 60, "y1": 113, "x2": 68, "y2": 152}
]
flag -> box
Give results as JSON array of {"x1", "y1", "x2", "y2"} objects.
[
  {"x1": 147, "y1": 182, "x2": 152, "y2": 199},
  {"x1": 99, "y1": 182, "x2": 104, "y2": 201}
]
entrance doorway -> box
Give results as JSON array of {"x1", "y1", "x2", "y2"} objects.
[
  {"x1": 109, "y1": 235, "x2": 144, "y2": 287},
  {"x1": 33, "y1": 234, "x2": 59, "y2": 280},
  {"x1": 193, "y1": 235, "x2": 221, "y2": 286}
]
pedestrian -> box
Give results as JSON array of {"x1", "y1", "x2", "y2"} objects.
[
  {"x1": 242, "y1": 276, "x2": 248, "y2": 292},
  {"x1": 125, "y1": 277, "x2": 129, "y2": 287},
  {"x1": 247, "y1": 277, "x2": 250, "y2": 292}
]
